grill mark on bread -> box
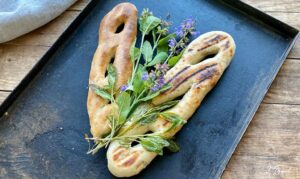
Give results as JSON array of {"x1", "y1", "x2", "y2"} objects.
[
  {"x1": 121, "y1": 151, "x2": 139, "y2": 167},
  {"x1": 162, "y1": 120, "x2": 170, "y2": 126},
  {"x1": 113, "y1": 149, "x2": 127, "y2": 161},
  {"x1": 197, "y1": 35, "x2": 227, "y2": 51},
  {"x1": 223, "y1": 40, "x2": 230, "y2": 50},
  {"x1": 169, "y1": 64, "x2": 218, "y2": 92},
  {"x1": 166, "y1": 66, "x2": 190, "y2": 83}
]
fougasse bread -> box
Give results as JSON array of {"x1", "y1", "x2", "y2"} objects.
[
  {"x1": 87, "y1": 3, "x2": 137, "y2": 138},
  {"x1": 87, "y1": 3, "x2": 236, "y2": 177}
]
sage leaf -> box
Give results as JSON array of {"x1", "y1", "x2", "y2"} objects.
[
  {"x1": 130, "y1": 39, "x2": 140, "y2": 62},
  {"x1": 138, "y1": 113, "x2": 157, "y2": 125},
  {"x1": 160, "y1": 112, "x2": 186, "y2": 131},
  {"x1": 151, "y1": 100, "x2": 179, "y2": 112},
  {"x1": 107, "y1": 64, "x2": 117, "y2": 89},
  {"x1": 89, "y1": 84, "x2": 111, "y2": 101},
  {"x1": 140, "y1": 84, "x2": 171, "y2": 102},
  {"x1": 147, "y1": 52, "x2": 168, "y2": 66},
  {"x1": 129, "y1": 102, "x2": 152, "y2": 119},
  {"x1": 133, "y1": 65, "x2": 145, "y2": 94},
  {"x1": 140, "y1": 92, "x2": 160, "y2": 102},
  {"x1": 168, "y1": 49, "x2": 185, "y2": 67},
  {"x1": 142, "y1": 41, "x2": 153, "y2": 62},
  {"x1": 140, "y1": 136, "x2": 169, "y2": 155},
  {"x1": 139, "y1": 16, "x2": 161, "y2": 35},
  {"x1": 157, "y1": 33, "x2": 176, "y2": 53},
  {"x1": 167, "y1": 139, "x2": 180, "y2": 152},
  {"x1": 116, "y1": 92, "x2": 131, "y2": 124}
]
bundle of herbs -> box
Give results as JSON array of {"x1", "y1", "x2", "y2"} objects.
[{"x1": 86, "y1": 9, "x2": 198, "y2": 156}]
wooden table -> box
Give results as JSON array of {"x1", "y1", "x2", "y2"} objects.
[{"x1": 0, "y1": 0, "x2": 299, "y2": 178}]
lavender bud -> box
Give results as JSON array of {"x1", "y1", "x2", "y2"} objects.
[
  {"x1": 151, "y1": 85, "x2": 159, "y2": 92},
  {"x1": 141, "y1": 72, "x2": 149, "y2": 81},
  {"x1": 120, "y1": 85, "x2": 128, "y2": 92},
  {"x1": 168, "y1": 38, "x2": 177, "y2": 48}
]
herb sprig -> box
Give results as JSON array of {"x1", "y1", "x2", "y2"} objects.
[{"x1": 87, "y1": 9, "x2": 197, "y2": 155}]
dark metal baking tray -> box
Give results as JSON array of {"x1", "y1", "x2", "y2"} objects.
[{"x1": 0, "y1": 0, "x2": 298, "y2": 178}]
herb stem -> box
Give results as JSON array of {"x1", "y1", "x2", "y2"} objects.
[{"x1": 164, "y1": 31, "x2": 189, "y2": 64}]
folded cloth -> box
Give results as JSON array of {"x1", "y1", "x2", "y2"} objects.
[{"x1": 0, "y1": 0, "x2": 77, "y2": 43}]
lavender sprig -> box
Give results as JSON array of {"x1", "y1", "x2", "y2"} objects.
[{"x1": 165, "y1": 18, "x2": 198, "y2": 64}]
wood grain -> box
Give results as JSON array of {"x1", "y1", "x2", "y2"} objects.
[
  {"x1": 242, "y1": 3, "x2": 300, "y2": 59},
  {"x1": 265, "y1": 12, "x2": 300, "y2": 59},
  {"x1": 223, "y1": 103, "x2": 300, "y2": 179},
  {"x1": 0, "y1": 92, "x2": 9, "y2": 104},
  {"x1": 264, "y1": 59, "x2": 300, "y2": 104},
  {"x1": 0, "y1": 45, "x2": 48, "y2": 91},
  {"x1": 243, "y1": 0, "x2": 300, "y2": 12}
]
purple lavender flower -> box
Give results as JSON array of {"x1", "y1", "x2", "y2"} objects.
[
  {"x1": 120, "y1": 85, "x2": 127, "y2": 92},
  {"x1": 149, "y1": 70, "x2": 156, "y2": 79},
  {"x1": 175, "y1": 26, "x2": 184, "y2": 37},
  {"x1": 141, "y1": 72, "x2": 149, "y2": 81},
  {"x1": 151, "y1": 85, "x2": 159, "y2": 92},
  {"x1": 161, "y1": 64, "x2": 169, "y2": 73},
  {"x1": 174, "y1": 18, "x2": 197, "y2": 38},
  {"x1": 168, "y1": 38, "x2": 177, "y2": 48},
  {"x1": 182, "y1": 18, "x2": 194, "y2": 29}
]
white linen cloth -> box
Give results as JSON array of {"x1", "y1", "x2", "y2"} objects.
[{"x1": 0, "y1": 0, "x2": 77, "y2": 43}]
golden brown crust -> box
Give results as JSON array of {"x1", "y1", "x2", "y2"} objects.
[
  {"x1": 106, "y1": 31, "x2": 236, "y2": 177},
  {"x1": 86, "y1": 4, "x2": 235, "y2": 177},
  {"x1": 87, "y1": 3, "x2": 137, "y2": 138}
]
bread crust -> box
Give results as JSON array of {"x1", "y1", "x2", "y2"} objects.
[
  {"x1": 87, "y1": 3, "x2": 236, "y2": 177},
  {"x1": 87, "y1": 3, "x2": 137, "y2": 138},
  {"x1": 107, "y1": 31, "x2": 236, "y2": 177}
]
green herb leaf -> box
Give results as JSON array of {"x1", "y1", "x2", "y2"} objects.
[
  {"x1": 138, "y1": 113, "x2": 158, "y2": 125},
  {"x1": 116, "y1": 92, "x2": 131, "y2": 124},
  {"x1": 159, "y1": 83, "x2": 172, "y2": 92},
  {"x1": 130, "y1": 39, "x2": 140, "y2": 62},
  {"x1": 133, "y1": 65, "x2": 145, "y2": 94},
  {"x1": 119, "y1": 138, "x2": 135, "y2": 148},
  {"x1": 168, "y1": 49, "x2": 185, "y2": 67},
  {"x1": 89, "y1": 84, "x2": 112, "y2": 101},
  {"x1": 140, "y1": 136, "x2": 169, "y2": 155},
  {"x1": 129, "y1": 103, "x2": 152, "y2": 119},
  {"x1": 140, "y1": 84, "x2": 171, "y2": 102},
  {"x1": 160, "y1": 112, "x2": 186, "y2": 131},
  {"x1": 140, "y1": 92, "x2": 160, "y2": 102},
  {"x1": 142, "y1": 40, "x2": 153, "y2": 62},
  {"x1": 167, "y1": 139, "x2": 180, "y2": 152},
  {"x1": 147, "y1": 52, "x2": 168, "y2": 66},
  {"x1": 139, "y1": 16, "x2": 161, "y2": 35},
  {"x1": 152, "y1": 30, "x2": 157, "y2": 43},
  {"x1": 107, "y1": 64, "x2": 117, "y2": 89},
  {"x1": 157, "y1": 33, "x2": 176, "y2": 53},
  {"x1": 151, "y1": 100, "x2": 179, "y2": 112}
]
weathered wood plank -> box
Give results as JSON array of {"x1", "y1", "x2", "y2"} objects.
[
  {"x1": 0, "y1": 91, "x2": 10, "y2": 104},
  {"x1": 223, "y1": 103, "x2": 300, "y2": 179},
  {"x1": 289, "y1": 40, "x2": 300, "y2": 59},
  {"x1": 259, "y1": 12, "x2": 300, "y2": 59},
  {"x1": 223, "y1": 155, "x2": 300, "y2": 178},
  {"x1": 69, "y1": 0, "x2": 90, "y2": 11},
  {"x1": 267, "y1": 12, "x2": 300, "y2": 29},
  {"x1": 243, "y1": 0, "x2": 300, "y2": 12},
  {"x1": 263, "y1": 59, "x2": 300, "y2": 104},
  {"x1": 0, "y1": 45, "x2": 48, "y2": 91}
]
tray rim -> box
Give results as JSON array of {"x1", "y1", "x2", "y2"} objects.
[{"x1": 0, "y1": 0, "x2": 299, "y2": 178}]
